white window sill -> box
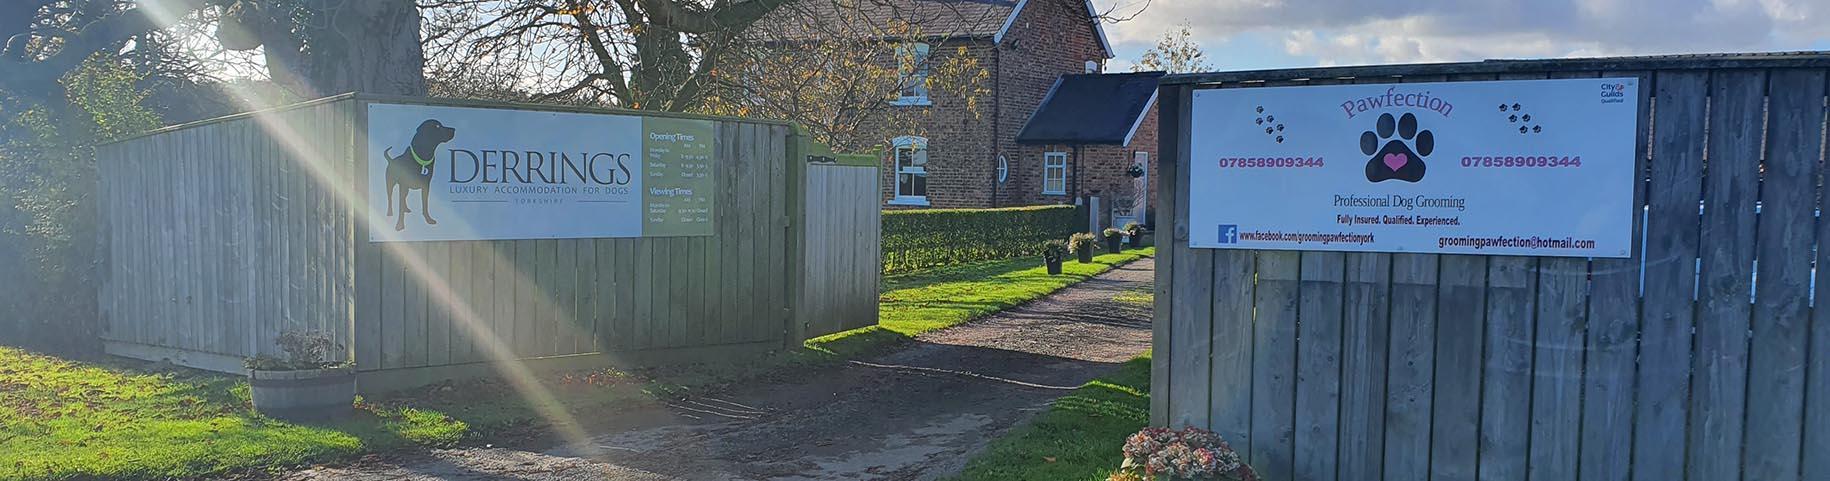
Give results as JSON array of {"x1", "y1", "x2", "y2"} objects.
[
  {"x1": 889, "y1": 97, "x2": 932, "y2": 107},
  {"x1": 886, "y1": 197, "x2": 931, "y2": 206},
  {"x1": 1042, "y1": 190, "x2": 1067, "y2": 196}
]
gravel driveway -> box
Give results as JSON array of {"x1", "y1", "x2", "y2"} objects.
[{"x1": 270, "y1": 257, "x2": 1155, "y2": 481}]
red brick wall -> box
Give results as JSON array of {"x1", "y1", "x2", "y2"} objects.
[
  {"x1": 864, "y1": 40, "x2": 999, "y2": 209},
  {"x1": 856, "y1": 0, "x2": 1136, "y2": 210},
  {"x1": 987, "y1": 0, "x2": 1112, "y2": 208},
  {"x1": 998, "y1": 107, "x2": 1158, "y2": 214}
]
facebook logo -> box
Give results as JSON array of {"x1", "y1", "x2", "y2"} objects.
[{"x1": 1218, "y1": 225, "x2": 1239, "y2": 244}]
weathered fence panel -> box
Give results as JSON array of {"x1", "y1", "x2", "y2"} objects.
[
  {"x1": 100, "y1": 95, "x2": 873, "y2": 390},
  {"x1": 799, "y1": 163, "x2": 882, "y2": 339},
  {"x1": 346, "y1": 113, "x2": 796, "y2": 377},
  {"x1": 1634, "y1": 69, "x2": 1707, "y2": 481},
  {"x1": 1154, "y1": 55, "x2": 1830, "y2": 481},
  {"x1": 99, "y1": 99, "x2": 357, "y2": 370}
]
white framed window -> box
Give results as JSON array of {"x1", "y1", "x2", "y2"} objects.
[
  {"x1": 889, "y1": 136, "x2": 929, "y2": 205},
  {"x1": 1042, "y1": 152, "x2": 1068, "y2": 195},
  {"x1": 997, "y1": 155, "x2": 1009, "y2": 183},
  {"x1": 891, "y1": 42, "x2": 931, "y2": 106}
]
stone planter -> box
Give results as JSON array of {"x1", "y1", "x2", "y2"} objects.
[
  {"x1": 1045, "y1": 256, "x2": 1064, "y2": 275},
  {"x1": 1128, "y1": 232, "x2": 1144, "y2": 248},
  {"x1": 1105, "y1": 236, "x2": 1124, "y2": 253},
  {"x1": 249, "y1": 365, "x2": 356, "y2": 421},
  {"x1": 1076, "y1": 248, "x2": 1094, "y2": 263}
]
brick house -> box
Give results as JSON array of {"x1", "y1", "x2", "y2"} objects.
[
  {"x1": 754, "y1": 0, "x2": 1160, "y2": 216},
  {"x1": 1013, "y1": 71, "x2": 1163, "y2": 228}
]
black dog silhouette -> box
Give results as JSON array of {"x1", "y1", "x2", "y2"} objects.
[
  {"x1": 1362, "y1": 112, "x2": 1433, "y2": 183},
  {"x1": 384, "y1": 119, "x2": 457, "y2": 231}
]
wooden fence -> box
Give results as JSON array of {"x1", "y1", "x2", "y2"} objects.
[
  {"x1": 98, "y1": 95, "x2": 878, "y2": 387},
  {"x1": 798, "y1": 163, "x2": 881, "y2": 339},
  {"x1": 349, "y1": 118, "x2": 796, "y2": 374},
  {"x1": 97, "y1": 98, "x2": 357, "y2": 371},
  {"x1": 1154, "y1": 54, "x2": 1830, "y2": 481}
]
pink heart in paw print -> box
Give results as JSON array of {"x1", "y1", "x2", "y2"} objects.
[{"x1": 1382, "y1": 152, "x2": 1408, "y2": 171}]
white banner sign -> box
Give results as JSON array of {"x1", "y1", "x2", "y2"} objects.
[
  {"x1": 366, "y1": 103, "x2": 715, "y2": 242},
  {"x1": 1188, "y1": 78, "x2": 1639, "y2": 257}
]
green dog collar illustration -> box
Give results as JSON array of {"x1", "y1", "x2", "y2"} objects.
[{"x1": 410, "y1": 147, "x2": 433, "y2": 168}]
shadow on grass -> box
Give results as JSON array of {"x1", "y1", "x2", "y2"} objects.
[
  {"x1": 0, "y1": 346, "x2": 483, "y2": 481},
  {"x1": 945, "y1": 353, "x2": 1153, "y2": 481},
  {"x1": 600, "y1": 249, "x2": 1153, "y2": 401}
]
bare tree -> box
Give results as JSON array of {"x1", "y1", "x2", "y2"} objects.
[
  {"x1": 420, "y1": 0, "x2": 798, "y2": 111},
  {"x1": 422, "y1": 0, "x2": 995, "y2": 151},
  {"x1": 695, "y1": 0, "x2": 992, "y2": 152},
  {"x1": 1134, "y1": 22, "x2": 1209, "y2": 74}
]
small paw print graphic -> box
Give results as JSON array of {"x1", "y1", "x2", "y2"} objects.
[
  {"x1": 1502, "y1": 102, "x2": 1544, "y2": 134},
  {"x1": 1361, "y1": 112, "x2": 1433, "y2": 183},
  {"x1": 1253, "y1": 106, "x2": 1287, "y2": 143}
]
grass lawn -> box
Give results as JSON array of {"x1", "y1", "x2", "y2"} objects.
[
  {"x1": 649, "y1": 247, "x2": 1154, "y2": 391},
  {"x1": 0, "y1": 247, "x2": 1153, "y2": 481},
  {"x1": 0, "y1": 347, "x2": 464, "y2": 480},
  {"x1": 0, "y1": 346, "x2": 664, "y2": 481},
  {"x1": 946, "y1": 352, "x2": 1153, "y2": 481},
  {"x1": 809, "y1": 247, "x2": 1154, "y2": 358}
]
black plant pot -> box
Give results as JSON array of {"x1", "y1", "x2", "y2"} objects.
[
  {"x1": 1045, "y1": 256, "x2": 1064, "y2": 275},
  {"x1": 1128, "y1": 233, "x2": 1143, "y2": 248},
  {"x1": 1106, "y1": 237, "x2": 1123, "y2": 253},
  {"x1": 1076, "y1": 249, "x2": 1093, "y2": 263}
]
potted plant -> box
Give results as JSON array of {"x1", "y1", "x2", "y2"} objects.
[
  {"x1": 1108, "y1": 426, "x2": 1258, "y2": 481},
  {"x1": 1104, "y1": 227, "x2": 1126, "y2": 253},
  {"x1": 246, "y1": 330, "x2": 355, "y2": 422},
  {"x1": 1041, "y1": 240, "x2": 1067, "y2": 275},
  {"x1": 1069, "y1": 232, "x2": 1099, "y2": 263},
  {"x1": 1124, "y1": 222, "x2": 1146, "y2": 248}
]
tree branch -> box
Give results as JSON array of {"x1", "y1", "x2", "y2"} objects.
[
  {"x1": 571, "y1": 8, "x2": 632, "y2": 105},
  {"x1": 636, "y1": 0, "x2": 791, "y2": 34},
  {"x1": 0, "y1": 0, "x2": 211, "y2": 99}
]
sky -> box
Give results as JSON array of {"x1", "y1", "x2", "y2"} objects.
[{"x1": 1095, "y1": 0, "x2": 1830, "y2": 72}]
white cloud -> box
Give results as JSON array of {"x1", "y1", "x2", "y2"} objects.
[{"x1": 1099, "y1": 0, "x2": 1829, "y2": 67}]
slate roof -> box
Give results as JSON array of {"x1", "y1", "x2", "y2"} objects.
[{"x1": 1016, "y1": 71, "x2": 1165, "y2": 146}]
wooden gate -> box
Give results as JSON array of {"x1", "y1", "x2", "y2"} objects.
[
  {"x1": 1153, "y1": 53, "x2": 1830, "y2": 481},
  {"x1": 798, "y1": 161, "x2": 881, "y2": 339}
]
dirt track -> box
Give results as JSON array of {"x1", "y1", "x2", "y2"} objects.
[{"x1": 272, "y1": 257, "x2": 1154, "y2": 481}]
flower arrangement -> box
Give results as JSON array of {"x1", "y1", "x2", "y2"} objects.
[
  {"x1": 1123, "y1": 222, "x2": 1145, "y2": 235},
  {"x1": 245, "y1": 329, "x2": 350, "y2": 371},
  {"x1": 1103, "y1": 227, "x2": 1125, "y2": 239},
  {"x1": 1040, "y1": 240, "x2": 1068, "y2": 262},
  {"x1": 1068, "y1": 232, "x2": 1100, "y2": 254},
  {"x1": 1109, "y1": 426, "x2": 1256, "y2": 481}
]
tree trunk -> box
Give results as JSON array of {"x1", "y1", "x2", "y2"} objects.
[{"x1": 293, "y1": 0, "x2": 426, "y2": 97}]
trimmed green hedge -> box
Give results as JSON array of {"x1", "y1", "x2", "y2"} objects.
[{"x1": 882, "y1": 205, "x2": 1083, "y2": 274}]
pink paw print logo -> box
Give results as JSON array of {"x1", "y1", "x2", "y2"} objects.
[{"x1": 1361, "y1": 112, "x2": 1433, "y2": 183}]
